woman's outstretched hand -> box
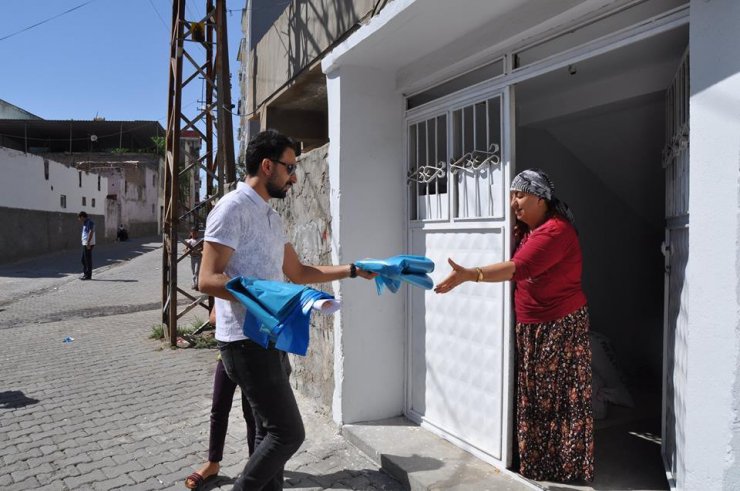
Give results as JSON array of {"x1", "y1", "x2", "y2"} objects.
[{"x1": 434, "y1": 258, "x2": 475, "y2": 294}]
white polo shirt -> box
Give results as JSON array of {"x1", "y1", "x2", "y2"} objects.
[{"x1": 204, "y1": 181, "x2": 288, "y2": 342}]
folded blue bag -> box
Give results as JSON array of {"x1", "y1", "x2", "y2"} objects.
[
  {"x1": 354, "y1": 255, "x2": 435, "y2": 295},
  {"x1": 225, "y1": 277, "x2": 335, "y2": 356}
]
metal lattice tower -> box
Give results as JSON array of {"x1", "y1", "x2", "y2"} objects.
[{"x1": 162, "y1": 0, "x2": 236, "y2": 345}]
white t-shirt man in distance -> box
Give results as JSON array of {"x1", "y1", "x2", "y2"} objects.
[{"x1": 198, "y1": 129, "x2": 374, "y2": 491}]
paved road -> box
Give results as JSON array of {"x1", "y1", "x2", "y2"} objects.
[{"x1": 0, "y1": 243, "x2": 401, "y2": 490}]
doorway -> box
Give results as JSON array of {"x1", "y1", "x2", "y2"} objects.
[{"x1": 514, "y1": 25, "x2": 688, "y2": 490}]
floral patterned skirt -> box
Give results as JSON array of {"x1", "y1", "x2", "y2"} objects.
[{"x1": 515, "y1": 305, "x2": 594, "y2": 482}]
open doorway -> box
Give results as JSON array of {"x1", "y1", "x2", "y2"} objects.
[{"x1": 514, "y1": 24, "x2": 688, "y2": 490}]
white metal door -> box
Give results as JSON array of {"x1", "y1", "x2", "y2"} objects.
[
  {"x1": 406, "y1": 88, "x2": 513, "y2": 465},
  {"x1": 661, "y1": 49, "x2": 688, "y2": 489}
]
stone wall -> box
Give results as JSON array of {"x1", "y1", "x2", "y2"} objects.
[{"x1": 273, "y1": 144, "x2": 335, "y2": 412}]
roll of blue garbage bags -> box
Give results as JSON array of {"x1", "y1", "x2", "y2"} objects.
[
  {"x1": 354, "y1": 255, "x2": 435, "y2": 295},
  {"x1": 226, "y1": 277, "x2": 334, "y2": 356}
]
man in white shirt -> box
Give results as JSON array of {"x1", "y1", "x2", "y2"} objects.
[
  {"x1": 199, "y1": 130, "x2": 374, "y2": 490},
  {"x1": 77, "y1": 211, "x2": 96, "y2": 280}
]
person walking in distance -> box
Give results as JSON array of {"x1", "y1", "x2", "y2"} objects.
[
  {"x1": 78, "y1": 211, "x2": 95, "y2": 280},
  {"x1": 185, "y1": 227, "x2": 203, "y2": 290}
]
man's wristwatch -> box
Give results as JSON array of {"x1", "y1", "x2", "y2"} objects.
[{"x1": 349, "y1": 263, "x2": 357, "y2": 278}]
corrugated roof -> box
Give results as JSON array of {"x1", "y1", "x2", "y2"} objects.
[{"x1": 0, "y1": 119, "x2": 165, "y2": 153}]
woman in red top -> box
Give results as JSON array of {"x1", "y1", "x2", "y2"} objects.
[{"x1": 435, "y1": 169, "x2": 593, "y2": 483}]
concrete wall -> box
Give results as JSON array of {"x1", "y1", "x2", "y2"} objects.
[
  {"x1": 686, "y1": 1, "x2": 740, "y2": 489},
  {"x1": 273, "y1": 144, "x2": 336, "y2": 410},
  {"x1": 0, "y1": 207, "x2": 105, "y2": 264},
  {"x1": 325, "y1": 65, "x2": 406, "y2": 424},
  {"x1": 0, "y1": 147, "x2": 108, "y2": 217},
  {"x1": 0, "y1": 147, "x2": 110, "y2": 263},
  {"x1": 248, "y1": 0, "x2": 376, "y2": 112}
]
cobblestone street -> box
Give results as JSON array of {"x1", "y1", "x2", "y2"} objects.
[{"x1": 0, "y1": 240, "x2": 402, "y2": 490}]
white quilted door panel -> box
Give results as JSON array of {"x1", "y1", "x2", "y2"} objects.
[{"x1": 410, "y1": 228, "x2": 506, "y2": 458}]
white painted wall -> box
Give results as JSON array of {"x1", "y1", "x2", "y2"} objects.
[
  {"x1": 104, "y1": 164, "x2": 160, "y2": 234},
  {"x1": 686, "y1": 1, "x2": 740, "y2": 489},
  {"x1": 325, "y1": 64, "x2": 406, "y2": 424},
  {"x1": 0, "y1": 146, "x2": 107, "y2": 215}
]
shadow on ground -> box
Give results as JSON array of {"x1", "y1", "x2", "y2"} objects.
[
  {"x1": 0, "y1": 390, "x2": 39, "y2": 409},
  {"x1": 0, "y1": 237, "x2": 161, "y2": 279}
]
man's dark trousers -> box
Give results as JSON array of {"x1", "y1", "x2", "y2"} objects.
[
  {"x1": 81, "y1": 246, "x2": 93, "y2": 278},
  {"x1": 219, "y1": 339, "x2": 305, "y2": 490}
]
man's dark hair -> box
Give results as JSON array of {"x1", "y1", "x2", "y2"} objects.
[
  {"x1": 78, "y1": 211, "x2": 88, "y2": 218},
  {"x1": 244, "y1": 129, "x2": 300, "y2": 176}
]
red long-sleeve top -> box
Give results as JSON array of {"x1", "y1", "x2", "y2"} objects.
[{"x1": 511, "y1": 216, "x2": 587, "y2": 323}]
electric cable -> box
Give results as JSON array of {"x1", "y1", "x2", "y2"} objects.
[{"x1": 0, "y1": 0, "x2": 101, "y2": 43}]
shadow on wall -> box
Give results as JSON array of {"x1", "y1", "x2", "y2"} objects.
[{"x1": 286, "y1": 1, "x2": 359, "y2": 78}]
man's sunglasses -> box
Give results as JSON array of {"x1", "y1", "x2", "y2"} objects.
[{"x1": 271, "y1": 159, "x2": 297, "y2": 175}]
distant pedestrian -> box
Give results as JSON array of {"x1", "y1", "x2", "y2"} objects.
[
  {"x1": 185, "y1": 227, "x2": 203, "y2": 290},
  {"x1": 116, "y1": 224, "x2": 129, "y2": 242},
  {"x1": 78, "y1": 211, "x2": 95, "y2": 280}
]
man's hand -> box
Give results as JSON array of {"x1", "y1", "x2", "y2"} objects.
[{"x1": 354, "y1": 265, "x2": 377, "y2": 280}]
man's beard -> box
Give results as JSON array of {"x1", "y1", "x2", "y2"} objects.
[{"x1": 266, "y1": 177, "x2": 290, "y2": 199}]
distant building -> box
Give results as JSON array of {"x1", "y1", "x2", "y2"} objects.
[
  {"x1": 0, "y1": 98, "x2": 42, "y2": 120},
  {"x1": 0, "y1": 118, "x2": 164, "y2": 263}
]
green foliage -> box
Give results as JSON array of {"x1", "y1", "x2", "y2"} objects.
[
  {"x1": 150, "y1": 317, "x2": 216, "y2": 349},
  {"x1": 149, "y1": 324, "x2": 165, "y2": 339},
  {"x1": 151, "y1": 136, "x2": 166, "y2": 157}
]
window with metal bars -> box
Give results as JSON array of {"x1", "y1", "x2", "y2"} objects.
[
  {"x1": 407, "y1": 94, "x2": 503, "y2": 221},
  {"x1": 407, "y1": 114, "x2": 448, "y2": 221}
]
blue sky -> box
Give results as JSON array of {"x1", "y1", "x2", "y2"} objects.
[{"x1": 1, "y1": 0, "x2": 244, "y2": 144}]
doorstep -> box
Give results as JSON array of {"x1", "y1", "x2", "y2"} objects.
[{"x1": 342, "y1": 416, "x2": 537, "y2": 491}]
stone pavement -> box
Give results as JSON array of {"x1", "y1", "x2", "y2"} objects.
[{"x1": 0, "y1": 243, "x2": 402, "y2": 490}]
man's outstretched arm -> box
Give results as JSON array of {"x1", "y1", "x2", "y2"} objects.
[{"x1": 282, "y1": 244, "x2": 374, "y2": 285}]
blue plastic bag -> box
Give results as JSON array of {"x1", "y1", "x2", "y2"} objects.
[
  {"x1": 226, "y1": 277, "x2": 335, "y2": 356},
  {"x1": 354, "y1": 255, "x2": 435, "y2": 294}
]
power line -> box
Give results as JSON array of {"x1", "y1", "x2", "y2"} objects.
[
  {"x1": 147, "y1": 0, "x2": 169, "y2": 31},
  {"x1": 0, "y1": 0, "x2": 100, "y2": 43}
]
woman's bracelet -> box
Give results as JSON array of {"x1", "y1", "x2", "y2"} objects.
[{"x1": 475, "y1": 267, "x2": 484, "y2": 282}]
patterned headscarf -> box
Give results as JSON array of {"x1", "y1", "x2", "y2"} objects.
[{"x1": 510, "y1": 168, "x2": 576, "y2": 226}]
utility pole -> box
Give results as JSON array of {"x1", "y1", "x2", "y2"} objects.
[{"x1": 162, "y1": 0, "x2": 236, "y2": 346}]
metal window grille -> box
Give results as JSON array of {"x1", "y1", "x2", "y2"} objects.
[
  {"x1": 407, "y1": 95, "x2": 503, "y2": 222},
  {"x1": 451, "y1": 96, "x2": 502, "y2": 219},
  {"x1": 407, "y1": 114, "x2": 448, "y2": 220},
  {"x1": 663, "y1": 50, "x2": 689, "y2": 220}
]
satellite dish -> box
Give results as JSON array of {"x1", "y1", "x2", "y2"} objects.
[{"x1": 90, "y1": 135, "x2": 98, "y2": 142}]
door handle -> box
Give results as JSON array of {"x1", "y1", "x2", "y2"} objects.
[{"x1": 661, "y1": 242, "x2": 671, "y2": 257}]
